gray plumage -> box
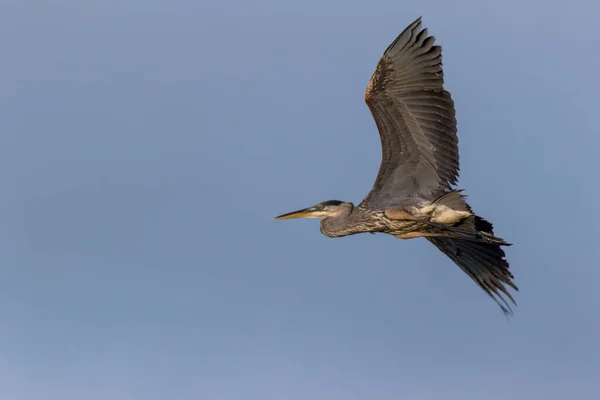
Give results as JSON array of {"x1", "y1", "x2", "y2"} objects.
[
  {"x1": 363, "y1": 18, "x2": 459, "y2": 207},
  {"x1": 276, "y1": 18, "x2": 517, "y2": 316}
]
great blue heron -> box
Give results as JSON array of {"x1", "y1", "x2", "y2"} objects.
[{"x1": 275, "y1": 18, "x2": 517, "y2": 315}]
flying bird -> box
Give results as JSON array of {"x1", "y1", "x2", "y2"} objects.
[{"x1": 275, "y1": 18, "x2": 517, "y2": 315}]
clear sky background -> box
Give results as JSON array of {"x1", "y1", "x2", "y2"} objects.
[{"x1": 2, "y1": 1, "x2": 599, "y2": 399}]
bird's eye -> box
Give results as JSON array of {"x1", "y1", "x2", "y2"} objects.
[{"x1": 317, "y1": 204, "x2": 325, "y2": 210}]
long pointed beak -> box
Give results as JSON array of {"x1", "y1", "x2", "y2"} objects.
[{"x1": 275, "y1": 207, "x2": 313, "y2": 220}]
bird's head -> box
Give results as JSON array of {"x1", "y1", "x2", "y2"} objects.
[{"x1": 275, "y1": 200, "x2": 349, "y2": 220}]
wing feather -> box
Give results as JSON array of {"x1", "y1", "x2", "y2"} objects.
[
  {"x1": 363, "y1": 18, "x2": 459, "y2": 208},
  {"x1": 426, "y1": 211, "x2": 517, "y2": 315},
  {"x1": 428, "y1": 237, "x2": 518, "y2": 315}
]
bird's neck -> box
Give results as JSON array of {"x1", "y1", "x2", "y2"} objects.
[{"x1": 319, "y1": 203, "x2": 355, "y2": 238}]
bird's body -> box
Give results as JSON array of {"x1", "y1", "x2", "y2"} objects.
[
  {"x1": 320, "y1": 204, "x2": 434, "y2": 240},
  {"x1": 276, "y1": 18, "x2": 517, "y2": 315}
]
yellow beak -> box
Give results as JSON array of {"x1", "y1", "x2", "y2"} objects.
[{"x1": 275, "y1": 207, "x2": 313, "y2": 220}]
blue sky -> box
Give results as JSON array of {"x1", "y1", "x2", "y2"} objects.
[{"x1": 2, "y1": 1, "x2": 599, "y2": 399}]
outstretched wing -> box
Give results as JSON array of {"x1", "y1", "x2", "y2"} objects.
[
  {"x1": 427, "y1": 214, "x2": 518, "y2": 315},
  {"x1": 362, "y1": 18, "x2": 459, "y2": 209},
  {"x1": 428, "y1": 237, "x2": 518, "y2": 315}
]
